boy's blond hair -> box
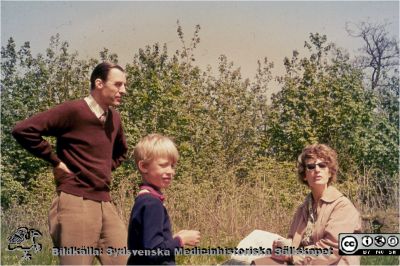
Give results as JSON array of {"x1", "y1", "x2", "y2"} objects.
[{"x1": 134, "y1": 134, "x2": 179, "y2": 168}]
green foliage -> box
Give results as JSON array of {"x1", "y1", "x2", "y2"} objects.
[
  {"x1": 122, "y1": 24, "x2": 274, "y2": 186},
  {"x1": 377, "y1": 72, "x2": 399, "y2": 126},
  {"x1": 1, "y1": 25, "x2": 398, "y2": 265},
  {"x1": 361, "y1": 255, "x2": 399, "y2": 265},
  {"x1": 267, "y1": 33, "x2": 398, "y2": 177},
  {"x1": 1, "y1": 34, "x2": 95, "y2": 207},
  {"x1": 1, "y1": 24, "x2": 398, "y2": 214}
]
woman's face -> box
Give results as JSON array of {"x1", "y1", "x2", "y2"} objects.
[{"x1": 304, "y1": 158, "x2": 331, "y2": 189}]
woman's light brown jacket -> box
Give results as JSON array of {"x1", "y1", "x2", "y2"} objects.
[{"x1": 288, "y1": 186, "x2": 362, "y2": 265}]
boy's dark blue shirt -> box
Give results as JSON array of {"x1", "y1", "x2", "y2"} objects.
[{"x1": 127, "y1": 191, "x2": 181, "y2": 265}]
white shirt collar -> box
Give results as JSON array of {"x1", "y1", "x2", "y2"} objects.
[{"x1": 84, "y1": 94, "x2": 107, "y2": 119}]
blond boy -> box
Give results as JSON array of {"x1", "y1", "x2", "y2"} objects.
[{"x1": 127, "y1": 134, "x2": 200, "y2": 265}]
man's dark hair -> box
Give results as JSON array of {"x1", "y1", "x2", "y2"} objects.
[{"x1": 90, "y1": 62, "x2": 125, "y2": 90}]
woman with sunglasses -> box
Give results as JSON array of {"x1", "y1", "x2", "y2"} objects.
[{"x1": 269, "y1": 144, "x2": 362, "y2": 265}]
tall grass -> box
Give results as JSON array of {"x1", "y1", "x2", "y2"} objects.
[{"x1": 1, "y1": 160, "x2": 398, "y2": 265}]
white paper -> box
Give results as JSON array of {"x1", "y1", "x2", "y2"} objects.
[{"x1": 231, "y1": 230, "x2": 283, "y2": 263}]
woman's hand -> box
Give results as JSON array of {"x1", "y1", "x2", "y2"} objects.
[{"x1": 271, "y1": 238, "x2": 292, "y2": 262}]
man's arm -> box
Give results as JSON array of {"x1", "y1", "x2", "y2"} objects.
[
  {"x1": 111, "y1": 121, "x2": 128, "y2": 170},
  {"x1": 12, "y1": 103, "x2": 72, "y2": 167}
]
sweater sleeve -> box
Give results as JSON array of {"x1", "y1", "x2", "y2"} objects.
[
  {"x1": 11, "y1": 103, "x2": 74, "y2": 167},
  {"x1": 291, "y1": 198, "x2": 362, "y2": 265},
  {"x1": 111, "y1": 120, "x2": 128, "y2": 170},
  {"x1": 141, "y1": 198, "x2": 181, "y2": 252}
]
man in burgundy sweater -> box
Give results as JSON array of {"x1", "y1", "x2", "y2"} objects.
[{"x1": 12, "y1": 62, "x2": 129, "y2": 265}]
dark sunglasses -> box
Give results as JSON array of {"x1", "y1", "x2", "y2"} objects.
[{"x1": 306, "y1": 162, "x2": 328, "y2": 170}]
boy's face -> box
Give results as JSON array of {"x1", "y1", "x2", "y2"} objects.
[{"x1": 140, "y1": 157, "x2": 176, "y2": 189}]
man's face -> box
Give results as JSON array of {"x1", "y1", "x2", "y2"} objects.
[{"x1": 96, "y1": 68, "x2": 127, "y2": 108}]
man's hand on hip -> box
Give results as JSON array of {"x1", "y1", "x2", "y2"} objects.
[{"x1": 53, "y1": 161, "x2": 73, "y2": 179}]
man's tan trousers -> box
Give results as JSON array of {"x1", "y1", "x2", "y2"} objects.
[{"x1": 48, "y1": 192, "x2": 128, "y2": 265}]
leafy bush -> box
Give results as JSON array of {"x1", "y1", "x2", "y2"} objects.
[{"x1": 1, "y1": 24, "x2": 398, "y2": 265}]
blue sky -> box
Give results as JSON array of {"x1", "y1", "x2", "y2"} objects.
[{"x1": 2, "y1": 1, "x2": 399, "y2": 82}]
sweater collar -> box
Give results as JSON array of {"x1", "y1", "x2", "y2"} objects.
[{"x1": 139, "y1": 183, "x2": 165, "y2": 202}]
